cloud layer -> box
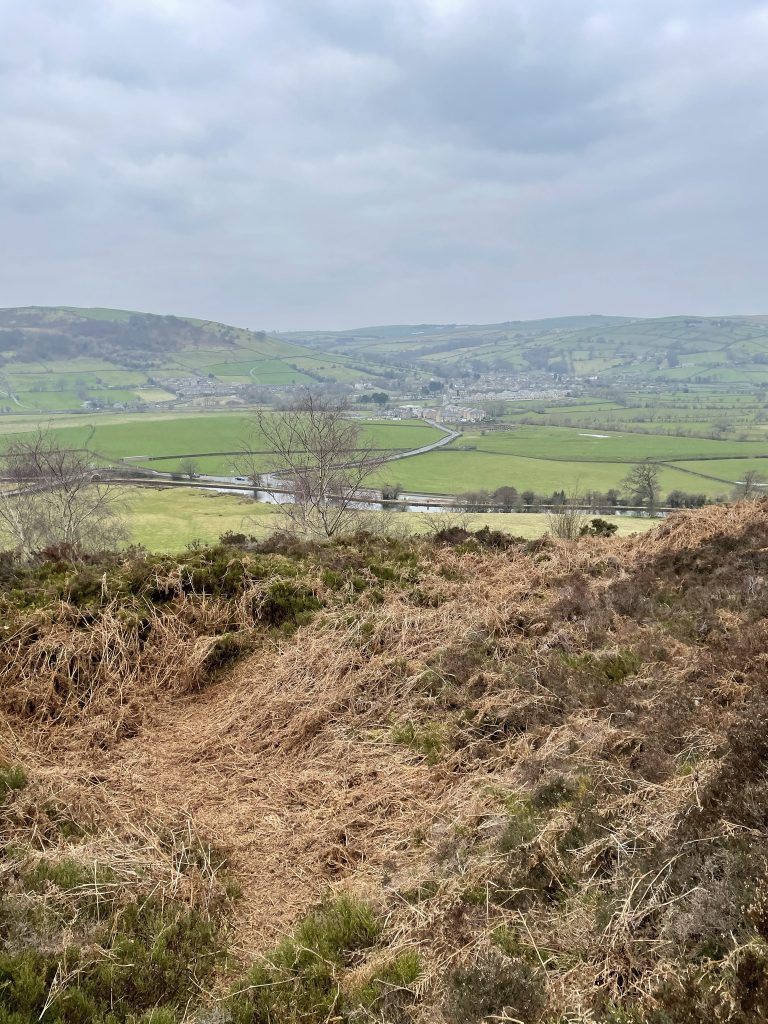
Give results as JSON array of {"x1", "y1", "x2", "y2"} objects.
[{"x1": 2, "y1": 0, "x2": 767, "y2": 327}]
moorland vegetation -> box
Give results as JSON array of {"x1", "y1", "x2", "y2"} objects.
[{"x1": 2, "y1": 502, "x2": 768, "y2": 1022}]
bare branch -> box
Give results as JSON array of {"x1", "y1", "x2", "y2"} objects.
[
  {"x1": 0, "y1": 430, "x2": 127, "y2": 557},
  {"x1": 240, "y1": 390, "x2": 389, "y2": 538}
]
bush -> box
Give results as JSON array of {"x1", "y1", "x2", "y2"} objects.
[
  {"x1": 228, "y1": 897, "x2": 384, "y2": 1024},
  {"x1": 443, "y1": 949, "x2": 546, "y2": 1024},
  {"x1": 546, "y1": 505, "x2": 590, "y2": 540},
  {"x1": 580, "y1": 517, "x2": 619, "y2": 537}
]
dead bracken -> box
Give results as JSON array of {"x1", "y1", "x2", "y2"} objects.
[{"x1": 2, "y1": 502, "x2": 768, "y2": 1022}]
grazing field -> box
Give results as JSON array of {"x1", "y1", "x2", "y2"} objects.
[
  {"x1": 460, "y1": 424, "x2": 768, "y2": 461},
  {"x1": 375, "y1": 449, "x2": 735, "y2": 498},
  {"x1": 122, "y1": 487, "x2": 657, "y2": 551},
  {"x1": 0, "y1": 412, "x2": 443, "y2": 475},
  {"x1": 0, "y1": 306, "x2": 394, "y2": 396},
  {"x1": 2, "y1": 383, "x2": 768, "y2": 499}
]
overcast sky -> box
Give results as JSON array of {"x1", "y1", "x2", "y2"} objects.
[{"x1": 2, "y1": 0, "x2": 767, "y2": 329}]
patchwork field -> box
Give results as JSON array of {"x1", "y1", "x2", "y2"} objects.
[
  {"x1": 0, "y1": 306, "x2": 395, "y2": 404},
  {"x1": 285, "y1": 313, "x2": 768, "y2": 385}
]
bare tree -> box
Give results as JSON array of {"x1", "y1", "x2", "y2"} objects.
[
  {"x1": 622, "y1": 461, "x2": 661, "y2": 515},
  {"x1": 546, "y1": 497, "x2": 590, "y2": 540},
  {"x1": 733, "y1": 469, "x2": 766, "y2": 501},
  {"x1": 179, "y1": 457, "x2": 199, "y2": 480},
  {"x1": 241, "y1": 391, "x2": 388, "y2": 537},
  {"x1": 0, "y1": 431, "x2": 127, "y2": 557}
]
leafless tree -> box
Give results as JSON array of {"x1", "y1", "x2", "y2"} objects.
[
  {"x1": 546, "y1": 497, "x2": 590, "y2": 540},
  {"x1": 179, "y1": 457, "x2": 199, "y2": 480},
  {"x1": 622, "y1": 461, "x2": 661, "y2": 515},
  {"x1": 0, "y1": 431, "x2": 127, "y2": 557},
  {"x1": 733, "y1": 469, "x2": 766, "y2": 501},
  {"x1": 241, "y1": 391, "x2": 388, "y2": 537}
]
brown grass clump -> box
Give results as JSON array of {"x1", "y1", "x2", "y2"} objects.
[{"x1": 4, "y1": 506, "x2": 768, "y2": 1021}]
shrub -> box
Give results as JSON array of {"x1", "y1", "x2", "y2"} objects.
[
  {"x1": 580, "y1": 517, "x2": 619, "y2": 537},
  {"x1": 260, "y1": 581, "x2": 321, "y2": 627},
  {"x1": 228, "y1": 897, "x2": 383, "y2": 1024},
  {"x1": 443, "y1": 949, "x2": 546, "y2": 1024}
]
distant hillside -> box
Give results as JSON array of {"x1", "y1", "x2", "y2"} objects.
[
  {"x1": 0, "y1": 306, "x2": 393, "y2": 412},
  {"x1": 0, "y1": 306, "x2": 254, "y2": 368},
  {"x1": 285, "y1": 313, "x2": 768, "y2": 385}
]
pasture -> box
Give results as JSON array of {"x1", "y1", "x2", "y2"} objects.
[
  {"x1": 0, "y1": 411, "x2": 444, "y2": 476},
  {"x1": 122, "y1": 487, "x2": 658, "y2": 552}
]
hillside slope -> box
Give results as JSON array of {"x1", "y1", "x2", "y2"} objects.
[
  {"x1": 3, "y1": 507, "x2": 768, "y2": 1022},
  {"x1": 286, "y1": 314, "x2": 768, "y2": 384},
  {"x1": 0, "y1": 307, "x2": 385, "y2": 406}
]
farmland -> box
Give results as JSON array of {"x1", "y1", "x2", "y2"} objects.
[
  {"x1": 2, "y1": 308, "x2": 768, "y2": 520},
  {"x1": 0, "y1": 306, "x2": 398, "y2": 412},
  {"x1": 285, "y1": 313, "x2": 768, "y2": 386},
  {"x1": 122, "y1": 488, "x2": 657, "y2": 551},
  {"x1": 2, "y1": 400, "x2": 767, "y2": 502},
  {"x1": 0, "y1": 411, "x2": 443, "y2": 475}
]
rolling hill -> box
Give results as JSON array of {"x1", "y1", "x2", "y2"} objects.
[
  {"x1": 0, "y1": 306, "x2": 395, "y2": 412},
  {"x1": 284, "y1": 313, "x2": 768, "y2": 385}
]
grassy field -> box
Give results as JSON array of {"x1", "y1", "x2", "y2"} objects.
[
  {"x1": 460, "y1": 424, "x2": 768, "y2": 461},
  {"x1": 375, "y1": 450, "x2": 732, "y2": 497},
  {"x1": 123, "y1": 487, "x2": 658, "y2": 552},
  {"x1": 0, "y1": 412, "x2": 443, "y2": 474},
  {"x1": 2, "y1": 381, "x2": 767, "y2": 499}
]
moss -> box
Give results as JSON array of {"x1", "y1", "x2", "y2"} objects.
[
  {"x1": 0, "y1": 765, "x2": 27, "y2": 797},
  {"x1": 562, "y1": 648, "x2": 642, "y2": 684},
  {"x1": 391, "y1": 720, "x2": 448, "y2": 765}
]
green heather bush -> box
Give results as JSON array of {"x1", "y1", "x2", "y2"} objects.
[
  {"x1": 0, "y1": 896, "x2": 222, "y2": 1023},
  {"x1": 260, "y1": 581, "x2": 321, "y2": 627},
  {"x1": 228, "y1": 897, "x2": 398, "y2": 1024}
]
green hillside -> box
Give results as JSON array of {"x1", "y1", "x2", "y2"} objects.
[
  {"x1": 285, "y1": 314, "x2": 768, "y2": 385},
  {"x1": 0, "y1": 306, "x2": 392, "y2": 412}
]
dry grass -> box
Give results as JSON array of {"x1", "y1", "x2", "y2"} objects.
[{"x1": 3, "y1": 502, "x2": 768, "y2": 1021}]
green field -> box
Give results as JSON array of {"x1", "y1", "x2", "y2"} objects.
[
  {"x1": 375, "y1": 449, "x2": 731, "y2": 497},
  {"x1": 0, "y1": 411, "x2": 444, "y2": 476},
  {"x1": 460, "y1": 425, "x2": 768, "y2": 462},
  {"x1": 123, "y1": 487, "x2": 658, "y2": 552},
  {"x1": 1, "y1": 405, "x2": 763, "y2": 498}
]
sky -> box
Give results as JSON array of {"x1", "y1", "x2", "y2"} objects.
[{"x1": 1, "y1": 0, "x2": 767, "y2": 330}]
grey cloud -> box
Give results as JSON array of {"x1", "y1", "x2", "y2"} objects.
[{"x1": 0, "y1": 0, "x2": 767, "y2": 326}]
